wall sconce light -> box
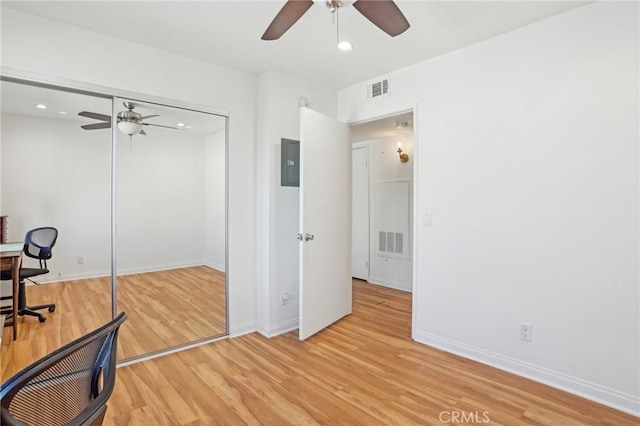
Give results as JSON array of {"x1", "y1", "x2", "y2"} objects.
[{"x1": 397, "y1": 142, "x2": 409, "y2": 163}]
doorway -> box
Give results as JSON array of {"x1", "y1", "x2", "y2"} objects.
[{"x1": 350, "y1": 112, "x2": 414, "y2": 292}]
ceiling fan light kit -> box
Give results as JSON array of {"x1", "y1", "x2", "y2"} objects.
[
  {"x1": 337, "y1": 41, "x2": 352, "y2": 51},
  {"x1": 78, "y1": 101, "x2": 182, "y2": 136},
  {"x1": 261, "y1": 0, "x2": 410, "y2": 43},
  {"x1": 117, "y1": 121, "x2": 143, "y2": 136}
]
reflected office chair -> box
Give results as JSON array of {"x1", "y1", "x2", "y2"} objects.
[
  {"x1": 0, "y1": 227, "x2": 58, "y2": 323},
  {"x1": 0, "y1": 312, "x2": 127, "y2": 426}
]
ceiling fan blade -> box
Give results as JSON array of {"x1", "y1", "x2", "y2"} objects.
[
  {"x1": 353, "y1": 0, "x2": 410, "y2": 37},
  {"x1": 141, "y1": 114, "x2": 160, "y2": 120},
  {"x1": 81, "y1": 122, "x2": 112, "y2": 130},
  {"x1": 139, "y1": 129, "x2": 147, "y2": 136},
  {"x1": 142, "y1": 122, "x2": 185, "y2": 130},
  {"x1": 78, "y1": 111, "x2": 111, "y2": 122},
  {"x1": 261, "y1": 0, "x2": 314, "y2": 40}
]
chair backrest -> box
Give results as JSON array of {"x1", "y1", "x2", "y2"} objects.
[
  {"x1": 0, "y1": 312, "x2": 127, "y2": 426},
  {"x1": 23, "y1": 227, "x2": 58, "y2": 262}
]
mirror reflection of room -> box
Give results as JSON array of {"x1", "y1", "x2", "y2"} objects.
[
  {"x1": 1, "y1": 81, "x2": 112, "y2": 379},
  {"x1": 113, "y1": 98, "x2": 227, "y2": 361},
  {"x1": 1, "y1": 82, "x2": 227, "y2": 376}
]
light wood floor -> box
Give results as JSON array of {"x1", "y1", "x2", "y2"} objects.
[
  {"x1": 103, "y1": 280, "x2": 637, "y2": 425},
  {"x1": 1, "y1": 266, "x2": 226, "y2": 378},
  {"x1": 116, "y1": 266, "x2": 226, "y2": 359}
]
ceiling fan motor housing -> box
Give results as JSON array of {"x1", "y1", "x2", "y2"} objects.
[
  {"x1": 326, "y1": 1, "x2": 342, "y2": 12},
  {"x1": 117, "y1": 110, "x2": 142, "y2": 123}
]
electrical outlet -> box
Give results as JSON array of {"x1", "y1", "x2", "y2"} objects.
[
  {"x1": 77, "y1": 256, "x2": 84, "y2": 265},
  {"x1": 281, "y1": 292, "x2": 290, "y2": 306},
  {"x1": 520, "y1": 323, "x2": 532, "y2": 342}
]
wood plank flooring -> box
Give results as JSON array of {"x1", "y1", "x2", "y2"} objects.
[
  {"x1": 116, "y1": 266, "x2": 226, "y2": 359},
  {"x1": 1, "y1": 266, "x2": 225, "y2": 379},
  {"x1": 103, "y1": 280, "x2": 638, "y2": 425}
]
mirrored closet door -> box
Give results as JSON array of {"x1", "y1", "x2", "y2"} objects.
[
  {"x1": 1, "y1": 78, "x2": 228, "y2": 374},
  {"x1": 1, "y1": 80, "x2": 113, "y2": 378},
  {"x1": 114, "y1": 97, "x2": 227, "y2": 360}
]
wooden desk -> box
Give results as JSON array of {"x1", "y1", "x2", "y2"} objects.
[{"x1": 1, "y1": 243, "x2": 22, "y2": 340}]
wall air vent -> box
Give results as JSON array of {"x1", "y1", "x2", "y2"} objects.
[
  {"x1": 378, "y1": 231, "x2": 404, "y2": 255},
  {"x1": 367, "y1": 77, "x2": 389, "y2": 99},
  {"x1": 394, "y1": 232, "x2": 403, "y2": 254}
]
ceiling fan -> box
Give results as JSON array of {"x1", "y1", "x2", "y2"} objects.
[
  {"x1": 78, "y1": 102, "x2": 182, "y2": 136},
  {"x1": 262, "y1": 0, "x2": 410, "y2": 41}
]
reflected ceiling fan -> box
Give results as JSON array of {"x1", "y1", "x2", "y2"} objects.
[
  {"x1": 262, "y1": 0, "x2": 410, "y2": 41},
  {"x1": 78, "y1": 102, "x2": 183, "y2": 136}
]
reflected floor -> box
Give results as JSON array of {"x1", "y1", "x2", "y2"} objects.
[{"x1": 1, "y1": 266, "x2": 226, "y2": 380}]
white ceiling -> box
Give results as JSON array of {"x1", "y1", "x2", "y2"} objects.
[
  {"x1": 351, "y1": 111, "x2": 413, "y2": 142},
  {"x1": 3, "y1": 1, "x2": 588, "y2": 89}
]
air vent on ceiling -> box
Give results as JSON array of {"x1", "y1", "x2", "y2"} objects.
[{"x1": 367, "y1": 77, "x2": 389, "y2": 99}]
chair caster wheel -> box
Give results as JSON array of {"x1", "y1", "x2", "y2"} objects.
[
  {"x1": 48, "y1": 306, "x2": 55, "y2": 313},
  {"x1": 38, "y1": 316, "x2": 46, "y2": 323}
]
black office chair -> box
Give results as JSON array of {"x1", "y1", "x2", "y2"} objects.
[
  {"x1": 0, "y1": 227, "x2": 58, "y2": 323},
  {"x1": 0, "y1": 312, "x2": 127, "y2": 426}
]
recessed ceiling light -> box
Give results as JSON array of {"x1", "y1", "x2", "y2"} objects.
[
  {"x1": 337, "y1": 41, "x2": 352, "y2": 52},
  {"x1": 58, "y1": 111, "x2": 67, "y2": 115},
  {"x1": 35, "y1": 104, "x2": 47, "y2": 109},
  {"x1": 186, "y1": 126, "x2": 192, "y2": 129},
  {"x1": 177, "y1": 122, "x2": 185, "y2": 127}
]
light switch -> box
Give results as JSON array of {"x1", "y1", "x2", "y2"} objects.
[{"x1": 423, "y1": 211, "x2": 432, "y2": 226}]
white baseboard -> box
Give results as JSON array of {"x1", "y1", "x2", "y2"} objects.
[
  {"x1": 265, "y1": 318, "x2": 299, "y2": 337},
  {"x1": 367, "y1": 276, "x2": 412, "y2": 293},
  {"x1": 414, "y1": 331, "x2": 640, "y2": 417},
  {"x1": 229, "y1": 321, "x2": 256, "y2": 338}
]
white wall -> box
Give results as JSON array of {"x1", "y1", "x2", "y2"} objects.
[
  {"x1": 204, "y1": 130, "x2": 226, "y2": 272},
  {"x1": 355, "y1": 137, "x2": 414, "y2": 291},
  {"x1": 256, "y1": 70, "x2": 337, "y2": 336},
  {"x1": 1, "y1": 7, "x2": 257, "y2": 335},
  {"x1": 339, "y1": 2, "x2": 639, "y2": 415}
]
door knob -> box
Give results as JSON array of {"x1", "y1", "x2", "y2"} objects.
[{"x1": 305, "y1": 233, "x2": 314, "y2": 241}]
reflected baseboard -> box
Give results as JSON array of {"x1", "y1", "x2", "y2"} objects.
[
  {"x1": 30, "y1": 260, "x2": 225, "y2": 285},
  {"x1": 203, "y1": 260, "x2": 225, "y2": 273},
  {"x1": 26, "y1": 269, "x2": 111, "y2": 285}
]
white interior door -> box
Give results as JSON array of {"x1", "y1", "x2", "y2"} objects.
[
  {"x1": 352, "y1": 146, "x2": 369, "y2": 280},
  {"x1": 299, "y1": 107, "x2": 352, "y2": 340}
]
